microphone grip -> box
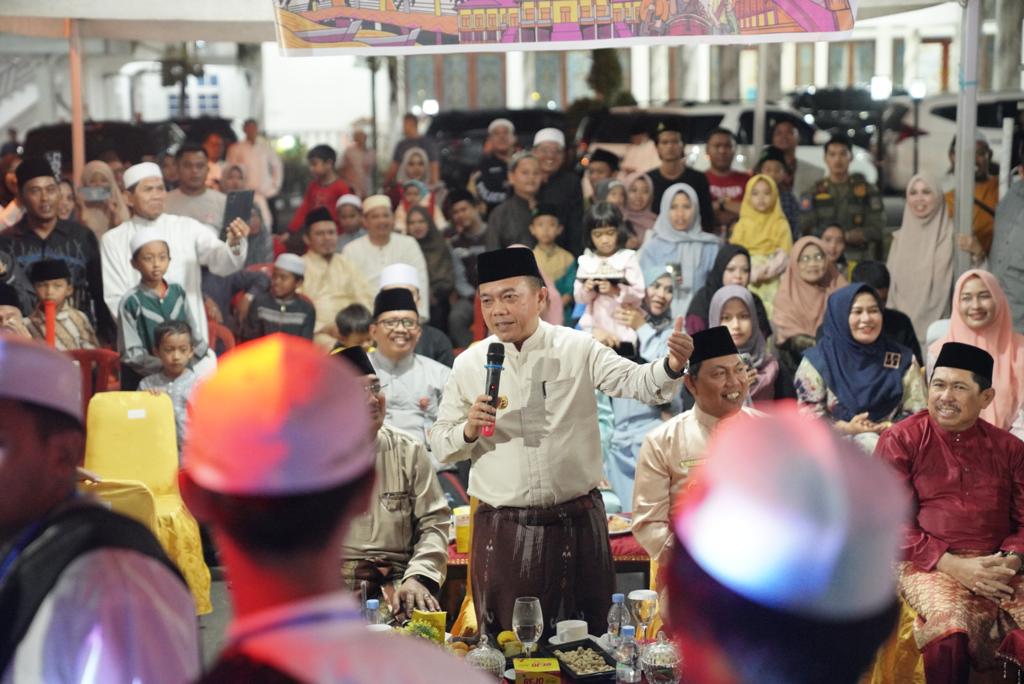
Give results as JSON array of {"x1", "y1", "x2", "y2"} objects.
[{"x1": 481, "y1": 365, "x2": 501, "y2": 438}]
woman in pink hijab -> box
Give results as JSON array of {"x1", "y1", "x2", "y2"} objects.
[{"x1": 929, "y1": 269, "x2": 1024, "y2": 434}]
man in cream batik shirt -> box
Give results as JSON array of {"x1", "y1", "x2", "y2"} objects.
[{"x1": 430, "y1": 247, "x2": 693, "y2": 638}]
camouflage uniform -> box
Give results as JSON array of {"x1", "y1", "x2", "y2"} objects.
[{"x1": 798, "y1": 173, "x2": 885, "y2": 263}]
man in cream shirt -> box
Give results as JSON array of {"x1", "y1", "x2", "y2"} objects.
[
  {"x1": 430, "y1": 247, "x2": 693, "y2": 638},
  {"x1": 632, "y1": 326, "x2": 760, "y2": 570}
]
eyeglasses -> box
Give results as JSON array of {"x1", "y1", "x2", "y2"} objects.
[
  {"x1": 378, "y1": 317, "x2": 420, "y2": 331},
  {"x1": 798, "y1": 253, "x2": 826, "y2": 263},
  {"x1": 363, "y1": 380, "x2": 385, "y2": 396}
]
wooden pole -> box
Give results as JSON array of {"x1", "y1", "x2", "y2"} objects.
[{"x1": 67, "y1": 18, "x2": 85, "y2": 187}]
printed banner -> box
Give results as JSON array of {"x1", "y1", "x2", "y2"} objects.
[{"x1": 272, "y1": 0, "x2": 856, "y2": 54}]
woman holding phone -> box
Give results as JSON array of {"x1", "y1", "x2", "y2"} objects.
[{"x1": 79, "y1": 160, "x2": 129, "y2": 238}]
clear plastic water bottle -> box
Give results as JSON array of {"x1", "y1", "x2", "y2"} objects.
[
  {"x1": 607, "y1": 593, "x2": 633, "y2": 649},
  {"x1": 364, "y1": 598, "x2": 382, "y2": 624},
  {"x1": 615, "y1": 625, "x2": 641, "y2": 683}
]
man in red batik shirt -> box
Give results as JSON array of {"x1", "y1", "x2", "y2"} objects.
[
  {"x1": 876, "y1": 341, "x2": 1024, "y2": 684},
  {"x1": 703, "y1": 127, "x2": 750, "y2": 234}
]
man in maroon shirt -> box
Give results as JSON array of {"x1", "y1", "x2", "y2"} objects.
[
  {"x1": 287, "y1": 144, "x2": 351, "y2": 233},
  {"x1": 704, "y1": 127, "x2": 750, "y2": 234},
  {"x1": 876, "y1": 341, "x2": 1024, "y2": 684}
]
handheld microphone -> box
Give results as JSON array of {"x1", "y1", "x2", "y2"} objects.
[{"x1": 481, "y1": 342, "x2": 504, "y2": 437}]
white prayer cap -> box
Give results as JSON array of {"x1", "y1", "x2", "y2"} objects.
[
  {"x1": 379, "y1": 263, "x2": 420, "y2": 290},
  {"x1": 362, "y1": 195, "x2": 392, "y2": 214},
  {"x1": 129, "y1": 228, "x2": 169, "y2": 256},
  {"x1": 336, "y1": 194, "x2": 362, "y2": 211},
  {"x1": 533, "y1": 128, "x2": 565, "y2": 148},
  {"x1": 673, "y1": 404, "x2": 908, "y2": 620},
  {"x1": 274, "y1": 253, "x2": 305, "y2": 278},
  {"x1": 0, "y1": 336, "x2": 82, "y2": 424},
  {"x1": 122, "y1": 162, "x2": 163, "y2": 190},
  {"x1": 488, "y1": 118, "x2": 515, "y2": 134},
  {"x1": 183, "y1": 334, "x2": 375, "y2": 496}
]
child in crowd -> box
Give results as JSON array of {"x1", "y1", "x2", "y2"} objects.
[
  {"x1": 488, "y1": 152, "x2": 541, "y2": 248},
  {"x1": 575, "y1": 202, "x2": 645, "y2": 357},
  {"x1": 334, "y1": 194, "x2": 366, "y2": 252},
  {"x1": 395, "y1": 179, "x2": 446, "y2": 234},
  {"x1": 584, "y1": 148, "x2": 620, "y2": 201},
  {"x1": 242, "y1": 253, "x2": 315, "y2": 341},
  {"x1": 118, "y1": 230, "x2": 206, "y2": 386},
  {"x1": 530, "y1": 205, "x2": 577, "y2": 325},
  {"x1": 287, "y1": 144, "x2": 351, "y2": 233},
  {"x1": 139, "y1": 320, "x2": 198, "y2": 458},
  {"x1": 729, "y1": 174, "x2": 792, "y2": 318},
  {"x1": 754, "y1": 146, "x2": 800, "y2": 240},
  {"x1": 818, "y1": 223, "x2": 850, "y2": 279},
  {"x1": 24, "y1": 259, "x2": 97, "y2": 350},
  {"x1": 332, "y1": 303, "x2": 373, "y2": 352}
]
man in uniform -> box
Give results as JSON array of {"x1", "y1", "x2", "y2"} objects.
[
  {"x1": 798, "y1": 134, "x2": 884, "y2": 263},
  {"x1": 335, "y1": 345, "x2": 450, "y2": 621},
  {"x1": 632, "y1": 326, "x2": 758, "y2": 569},
  {"x1": 430, "y1": 247, "x2": 693, "y2": 637},
  {"x1": 876, "y1": 342, "x2": 1024, "y2": 683}
]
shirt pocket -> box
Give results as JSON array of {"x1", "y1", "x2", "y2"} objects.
[{"x1": 378, "y1": 491, "x2": 413, "y2": 544}]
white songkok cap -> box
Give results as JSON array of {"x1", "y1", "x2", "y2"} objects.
[
  {"x1": 129, "y1": 228, "x2": 169, "y2": 256},
  {"x1": 673, "y1": 404, "x2": 909, "y2": 620},
  {"x1": 123, "y1": 162, "x2": 163, "y2": 190},
  {"x1": 274, "y1": 253, "x2": 305, "y2": 278},
  {"x1": 362, "y1": 195, "x2": 392, "y2": 214},
  {"x1": 488, "y1": 118, "x2": 515, "y2": 134},
  {"x1": 0, "y1": 336, "x2": 82, "y2": 424},
  {"x1": 533, "y1": 128, "x2": 565, "y2": 148},
  {"x1": 336, "y1": 194, "x2": 362, "y2": 211},
  {"x1": 379, "y1": 263, "x2": 420, "y2": 290},
  {"x1": 183, "y1": 334, "x2": 375, "y2": 496}
]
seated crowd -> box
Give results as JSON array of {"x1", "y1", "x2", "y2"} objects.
[{"x1": 2, "y1": 113, "x2": 1024, "y2": 684}]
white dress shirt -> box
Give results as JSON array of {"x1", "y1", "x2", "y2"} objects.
[
  {"x1": 430, "y1": 321, "x2": 683, "y2": 508},
  {"x1": 342, "y1": 234, "x2": 430, "y2": 320}
]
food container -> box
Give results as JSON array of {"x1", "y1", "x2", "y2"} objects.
[
  {"x1": 513, "y1": 657, "x2": 561, "y2": 684},
  {"x1": 411, "y1": 609, "x2": 447, "y2": 643},
  {"x1": 555, "y1": 619, "x2": 588, "y2": 643},
  {"x1": 639, "y1": 631, "x2": 681, "y2": 684},
  {"x1": 454, "y1": 505, "x2": 472, "y2": 553},
  {"x1": 549, "y1": 638, "x2": 617, "y2": 680},
  {"x1": 465, "y1": 635, "x2": 505, "y2": 679}
]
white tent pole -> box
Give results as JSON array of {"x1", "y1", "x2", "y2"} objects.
[
  {"x1": 954, "y1": 0, "x2": 980, "y2": 277},
  {"x1": 66, "y1": 17, "x2": 84, "y2": 186},
  {"x1": 753, "y1": 43, "x2": 768, "y2": 156}
]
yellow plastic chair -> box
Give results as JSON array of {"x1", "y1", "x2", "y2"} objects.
[
  {"x1": 78, "y1": 477, "x2": 159, "y2": 536},
  {"x1": 84, "y1": 391, "x2": 212, "y2": 615}
]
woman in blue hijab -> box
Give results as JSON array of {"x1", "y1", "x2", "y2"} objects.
[{"x1": 795, "y1": 283, "x2": 927, "y2": 452}]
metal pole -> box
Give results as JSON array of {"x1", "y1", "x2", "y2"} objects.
[
  {"x1": 370, "y1": 58, "x2": 379, "y2": 194},
  {"x1": 753, "y1": 43, "x2": 768, "y2": 154},
  {"x1": 67, "y1": 18, "x2": 85, "y2": 186},
  {"x1": 954, "y1": 0, "x2": 980, "y2": 278},
  {"x1": 912, "y1": 99, "x2": 920, "y2": 176}
]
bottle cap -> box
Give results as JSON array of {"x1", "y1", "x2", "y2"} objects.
[
  {"x1": 367, "y1": 599, "x2": 380, "y2": 610},
  {"x1": 612, "y1": 593, "x2": 625, "y2": 603},
  {"x1": 621, "y1": 625, "x2": 635, "y2": 638}
]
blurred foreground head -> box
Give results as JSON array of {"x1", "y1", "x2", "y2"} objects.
[{"x1": 667, "y1": 403, "x2": 909, "y2": 684}]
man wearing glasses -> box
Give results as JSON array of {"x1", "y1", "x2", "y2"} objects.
[
  {"x1": 334, "y1": 343, "x2": 451, "y2": 622},
  {"x1": 368, "y1": 289, "x2": 450, "y2": 465}
]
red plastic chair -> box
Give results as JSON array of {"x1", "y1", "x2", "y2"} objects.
[
  {"x1": 209, "y1": 320, "x2": 236, "y2": 355},
  {"x1": 246, "y1": 262, "x2": 274, "y2": 278},
  {"x1": 67, "y1": 348, "x2": 121, "y2": 418}
]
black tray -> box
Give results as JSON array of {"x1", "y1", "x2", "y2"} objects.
[{"x1": 545, "y1": 638, "x2": 617, "y2": 681}]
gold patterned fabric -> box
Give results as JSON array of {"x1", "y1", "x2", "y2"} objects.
[
  {"x1": 897, "y1": 560, "x2": 1024, "y2": 672},
  {"x1": 84, "y1": 391, "x2": 211, "y2": 615}
]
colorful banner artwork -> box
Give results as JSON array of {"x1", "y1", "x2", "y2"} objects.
[{"x1": 272, "y1": 0, "x2": 857, "y2": 54}]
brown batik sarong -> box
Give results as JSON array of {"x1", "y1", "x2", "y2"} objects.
[
  {"x1": 898, "y1": 559, "x2": 1024, "y2": 671},
  {"x1": 471, "y1": 489, "x2": 615, "y2": 640}
]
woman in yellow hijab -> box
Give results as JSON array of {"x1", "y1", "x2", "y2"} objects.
[{"x1": 729, "y1": 174, "x2": 792, "y2": 317}]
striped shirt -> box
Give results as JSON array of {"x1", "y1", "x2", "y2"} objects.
[
  {"x1": 26, "y1": 303, "x2": 98, "y2": 351},
  {"x1": 118, "y1": 281, "x2": 207, "y2": 376},
  {"x1": 242, "y1": 291, "x2": 316, "y2": 341}
]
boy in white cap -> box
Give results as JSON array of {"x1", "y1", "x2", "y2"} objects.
[
  {"x1": 118, "y1": 229, "x2": 207, "y2": 387},
  {"x1": 379, "y1": 262, "x2": 454, "y2": 367},
  {"x1": 101, "y1": 161, "x2": 248, "y2": 375},
  {"x1": 665, "y1": 404, "x2": 908, "y2": 684},
  {"x1": 335, "y1": 193, "x2": 366, "y2": 252},
  {"x1": 242, "y1": 252, "x2": 315, "y2": 341},
  {"x1": 473, "y1": 117, "x2": 516, "y2": 215},
  {"x1": 182, "y1": 335, "x2": 487, "y2": 683},
  {"x1": 0, "y1": 336, "x2": 198, "y2": 683},
  {"x1": 533, "y1": 126, "x2": 584, "y2": 255},
  {"x1": 342, "y1": 195, "x2": 430, "y2": 319}
]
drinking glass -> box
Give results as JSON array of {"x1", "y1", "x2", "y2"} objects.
[
  {"x1": 512, "y1": 596, "x2": 544, "y2": 657},
  {"x1": 628, "y1": 589, "x2": 659, "y2": 644}
]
